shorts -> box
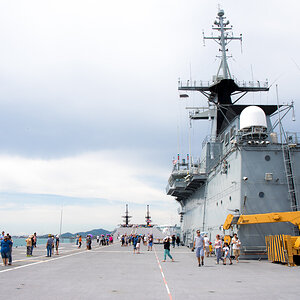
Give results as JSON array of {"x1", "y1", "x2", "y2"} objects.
[
  {"x1": 233, "y1": 249, "x2": 240, "y2": 256},
  {"x1": 205, "y1": 246, "x2": 209, "y2": 252},
  {"x1": 1, "y1": 251, "x2": 9, "y2": 259},
  {"x1": 196, "y1": 247, "x2": 204, "y2": 258}
]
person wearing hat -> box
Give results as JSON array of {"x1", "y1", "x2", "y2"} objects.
[
  {"x1": 55, "y1": 235, "x2": 60, "y2": 255},
  {"x1": 46, "y1": 234, "x2": 54, "y2": 257},
  {"x1": 1, "y1": 235, "x2": 12, "y2": 266}
]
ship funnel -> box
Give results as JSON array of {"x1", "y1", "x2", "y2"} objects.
[{"x1": 239, "y1": 106, "x2": 268, "y2": 140}]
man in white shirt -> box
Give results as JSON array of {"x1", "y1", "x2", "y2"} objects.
[{"x1": 192, "y1": 230, "x2": 205, "y2": 267}]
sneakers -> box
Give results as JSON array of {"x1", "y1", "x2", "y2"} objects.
[
  {"x1": 198, "y1": 263, "x2": 201, "y2": 267},
  {"x1": 201, "y1": 261, "x2": 204, "y2": 266}
]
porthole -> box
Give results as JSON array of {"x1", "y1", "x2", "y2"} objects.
[
  {"x1": 259, "y1": 192, "x2": 265, "y2": 198},
  {"x1": 265, "y1": 155, "x2": 271, "y2": 161}
]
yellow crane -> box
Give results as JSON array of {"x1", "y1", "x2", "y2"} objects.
[{"x1": 223, "y1": 211, "x2": 300, "y2": 266}]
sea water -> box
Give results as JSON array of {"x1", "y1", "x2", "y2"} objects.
[{"x1": 11, "y1": 237, "x2": 75, "y2": 248}]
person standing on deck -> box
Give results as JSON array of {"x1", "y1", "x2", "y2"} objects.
[
  {"x1": 55, "y1": 235, "x2": 60, "y2": 255},
  {"x1": 7, "y1": 234, "x2": 13, "y2": 265},
  {"x1": 33, "y1": 232, "x2": 37, "y2": 248},
  {"x1": 46, "y1": 234, "x2": 54, "y2": 257},
  {"x1": 26, "y1": 235, "x2": 32, "y2": 256},
  {"x1": 214, "y1": 234, "x2": 223, "y2": 264},
  {"x1": 162, "y1": 237, "x2": 174, "y2": 262},
  {"x1": 204, "y1": 234, "x2": 210, "y2": 257},
  {"x1": 192, "y1": 230, "x2": 205, "y2": 267},
  {"x1": 1, "y1": 236, "x2": 12, "y2": 266},
  {"x1": 132, "y1": 234, "x2": 138, "y2": 254},
  {"x1": 148, "y1": 235, "x2": 153, "y2": 251},
  {"x1": 171, "y1": 235, "x2": 176, "y2": 248},
  {"x1": 231, "y1": 233, "x2": 241, "y2": 263},
  {"x1": 78, "y1": 235, "x2": 82, "y2": 248}
]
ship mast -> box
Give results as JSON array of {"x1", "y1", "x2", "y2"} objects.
[
  {"x1": 122, "y1": 204, "x2": 132, "y2": 227},
  {"x1": 203, "y1": 9, "x2": 242, "y2": 80}
]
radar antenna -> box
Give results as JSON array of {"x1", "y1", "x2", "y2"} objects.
[{"x1": 203, "y1": 9, "x2": 242, "y2": 80}]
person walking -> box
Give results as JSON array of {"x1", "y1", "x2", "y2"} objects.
[
  {"x1": 214, "y1": 234, "x2": 223, "y2": 264},
  {"x1": 1, "y1": 236, "x2": 12, "y2": 266},
  {"x1": 192, "y1": 230, "x2": 205, "y2": 267},
  {"x1": 136, "y1": 236, "x2": 141, "y2": 254},
  {"x1": 223, "y1": 242, "x2": 232, "y2": 265},
  {"x1": 231, "y1": 233, "x2": 241, "y2": 263},
  {"x1": 78, "y1": 235, "x2": 82, "y2": 248},
  {"x1": 46, "y1": 234, "x2": 54, "y2": 257},
  {"x1": 162, "y1": 237, "x2": 174, "y2": 262},
  {"x1": 176, "y1": 235, "x2": 180, "y2": 247},
  {"x1": 204, "y1": 234, "x2": 210, "y2": 257}
]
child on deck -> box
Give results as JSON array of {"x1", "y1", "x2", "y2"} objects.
[{"x1": 223, "y1": 242, "x2": 232, "y2": 265}]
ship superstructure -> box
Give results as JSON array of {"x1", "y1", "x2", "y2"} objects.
[{"x1": 166, "y1": 9, "x2": 300, "y2": 257}]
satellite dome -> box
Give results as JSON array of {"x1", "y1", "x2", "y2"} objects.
[{"x1": 240, "y1": 106, "x2": 267, "y2": 130}]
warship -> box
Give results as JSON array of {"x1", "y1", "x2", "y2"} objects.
[{"x1": 166, "y1": 9, "x2": 300, "y2": 257}]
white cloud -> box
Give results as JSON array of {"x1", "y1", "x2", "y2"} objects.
[{"x1": 0, "y1": 150, "x2": 171, "y2": 204}]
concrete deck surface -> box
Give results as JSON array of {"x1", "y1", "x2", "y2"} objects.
[{"x1": 0, "y1": 242, "x2": 299, "y2": 299}]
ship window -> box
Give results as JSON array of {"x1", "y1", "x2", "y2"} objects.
[
  {"x1": 221, "y1": 200, "x2": 223, "y2": 205},
  {"x1": 216, "y1": 202, "x2": 218, "y2": 206},
  {"x1": 230, "y1": 126, "x2": 236, "y2": 139},
  {"x1": 225, "y1": 133, "x2": 229, "y2": 145},
  {"x1": 259, "y1": 192, "x2": 265, "y2": 198},
  {"x1": 265, "y1": 155, "x2": 271, "y2": 161},
  {"x1": 229, "y1": 196, "x2": 232, "y2": 201},
  {"x1": 220, "y1": 132, "x2": 225, "y2": 143}
]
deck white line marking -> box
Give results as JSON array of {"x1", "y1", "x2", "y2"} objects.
[
  {"x1": 153, "y1": 246, "x2": 173, "y2": 300},
  {"x1": 0, "y1": 244, "x2": 117, "y2": 273}
]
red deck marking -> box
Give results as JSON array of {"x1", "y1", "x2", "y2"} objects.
[{"x1": 153, "y1": 246, "x2": 173, "y2": 300}]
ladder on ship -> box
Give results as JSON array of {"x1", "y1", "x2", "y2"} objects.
[{"x1": 283, "y1": 145, "x2": 299, "y2": 235}]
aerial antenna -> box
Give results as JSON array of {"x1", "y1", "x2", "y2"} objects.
[{"x1": 203, "y1": 9, "x2": 242, "y2": 79}]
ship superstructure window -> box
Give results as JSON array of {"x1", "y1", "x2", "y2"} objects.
[
  {"x1": 230, "y1": 126, "x2": 236, "y2": 139},
  {"x1": 220, "y1": 132, "x2": 225, "y2": 143},
  {"x1": 225, "y1": 132, "x2": 229, "y2": 145},
  {"x1": 265, "y1": 155, "x2": 271, "y2": 161},
  {"x1": 259, "y1": 192, "x2": 265, "y2": 198}
]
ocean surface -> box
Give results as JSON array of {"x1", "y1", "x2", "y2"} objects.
[{"x1": 11, "y1": 237, "x2": 75, "y2": 248}]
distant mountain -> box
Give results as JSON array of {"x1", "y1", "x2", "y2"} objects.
[
  {"x1": 61, "y1": 228, "x2": 111, "y2": 238},
  {"x1": 38, "y1": 228, "x2": 111, "y2": 239}
]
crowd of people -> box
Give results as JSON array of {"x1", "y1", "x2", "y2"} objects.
[
  {"x1": 1, "y1": 229, "x2": 241, "y2": 267},
  {"x1": 75, "y1": 234, "x2": 114, "y2": 250},
  {"x1": 119, "y1": 234, "x2": 154, "y2": 253},
  {"x1": 192, "y1": 231, "x2": 241, "y2": 267}
]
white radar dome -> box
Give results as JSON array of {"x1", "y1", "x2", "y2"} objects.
[{"x1": 240, "y1": 106, "x2": 267, "y2": 130}]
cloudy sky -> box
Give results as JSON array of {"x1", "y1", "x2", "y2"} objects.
[{"x1": 0, "y1": 0, "x2": 299, "y2": 235}]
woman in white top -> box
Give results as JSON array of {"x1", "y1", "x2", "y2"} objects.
[{"x1": 214, "y1": 234, "x2": 223, "y2": 264}]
